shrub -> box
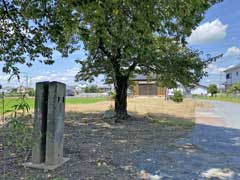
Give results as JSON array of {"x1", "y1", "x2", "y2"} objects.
[
  {"x1": 28, "y1": 88, "x2": 35, "y2": 96},
  {"x1": 207, "y1": 84, "x2": 218, "y2": 97},
  {"x1": 85, "y1": 85, "x2": 100, "y2": 93},
  {"x1": 172, "y1": 90, "x2": 183, "y2": 102},
  {"x1": 227, "y1": 83, "x2": 240, "y2": 95}
]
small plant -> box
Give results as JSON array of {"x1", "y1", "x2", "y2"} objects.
[
  {"x1": 4, "y1": 93, "x2": 33, "y2": 163},
  {"x1": 5, "y1": 93, "x2": 31, "y2": 118},
  {"x1": 172, "y1": 90, "x2": 183, "y2": 102},
  {"x1": 6, "y1": 116, "x2": 33, "y2": 153}
]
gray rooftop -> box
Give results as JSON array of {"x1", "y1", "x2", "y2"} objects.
[
  {"x1": 224, "y1": 64, "x2": 240, "y2": 72},
  {"x1": 133, "y1": 74, "x2": 156, "y2": 81}
]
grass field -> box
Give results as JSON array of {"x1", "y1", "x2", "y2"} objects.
[
  {"x1": 0, "y1": 97, "x2": 109, "y2": 112},
  {"x1": 194, "y1": 95, "x2": 240, "y2": 104}
]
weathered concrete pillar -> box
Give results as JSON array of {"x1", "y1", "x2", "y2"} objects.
[
  {"x1": 23, "y1": 81, "x2": 69, "y2": 170},
  {"x1": 45, "y1": 82, "x2": 66, "y2": 165},
  {"x1": 32, "y1": 82, "x2": 49, "y2": 164}
]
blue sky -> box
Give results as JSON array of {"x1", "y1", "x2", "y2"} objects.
[
  {"x1": 1, "y1": 0, "x2": 240, "y2": 88},
  {"x1": 187, "y1": 0, "x2": 240, "y2": 87}
]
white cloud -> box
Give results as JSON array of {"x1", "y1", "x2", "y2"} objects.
[
  {"x1": 187, "y1": 19, "x2": 227, "y2": 45},
  {"x1": 0, "y1": 74, "x2": 9, "y2": 81},
  {"x1": 31, "y1": 67, "x2": 79, "y2": 85},
  {"x1": 0, "y1": 67, "x2": 80, "y2": 88},
  {"x1": 1, "y1": 67, "x2": 105, "y2": 88},
  {"x1": 224, "y1": 46, "x2": 240, "y2": 57},
  {"x1": 206, "y1": 64, "x2": 225, "y2": 74}
]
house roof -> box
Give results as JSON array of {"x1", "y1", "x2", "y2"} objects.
[
  {"x1": 133, "y1": 74, "x2": 156, "y2": 81},
  {"x1": 133, "y1": 74, "x2": 147, "y2": 81},
  {"x1": 224, "y1": 64, "x2": 240, "y2": 72},
  {"x1": 194, "y1": 83, "x2": 208, "y2": 89}
]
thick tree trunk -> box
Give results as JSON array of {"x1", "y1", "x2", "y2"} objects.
[{"x1": 114, "y1": 75, "x2": 129, "y2": 120}]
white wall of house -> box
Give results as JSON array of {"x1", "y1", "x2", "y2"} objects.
[
  {"x1": 225, "y1": 67, "x2": 240, "y2": 85},
  {"x1": 191, "y1": 87, "x2": 208, "y2": 95}
]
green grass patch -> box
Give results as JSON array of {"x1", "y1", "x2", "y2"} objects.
[
  {"x1": 194, "y1": 95, "x2": 240, "y2": 104},
  {"x1": 1, "y1": 97, "x2": 109, "y2": 112},
  {"x1": 66, "y1": 97, "x2": 108, "y2": 104},
  {"x1": 1, "y1": 97, "x2": 34, "y2": 113},
  {"x1": 151, "y1": 118, "x2": 195, "y2": 128}
]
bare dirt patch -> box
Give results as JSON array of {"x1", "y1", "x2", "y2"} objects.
[{"x1": 0, "y1": 112, "x2": 193, "y2": 180}]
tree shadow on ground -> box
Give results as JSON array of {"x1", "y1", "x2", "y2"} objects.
[{"x1": 1, "y1": 111, "x2": 240, "y2": 179}]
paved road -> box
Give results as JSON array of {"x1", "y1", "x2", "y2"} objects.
[
  {"x1": 211, "y1": 101, "x2": 240, "y2": 129},
  {"x1": 130, "y1": 101, "x2": 240, "y2": 179}
]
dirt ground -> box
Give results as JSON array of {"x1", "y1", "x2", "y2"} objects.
[{"x1": 0, "y1": 97, "x2": 206, "y2": 180}]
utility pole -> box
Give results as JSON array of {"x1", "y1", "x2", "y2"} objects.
[{"x1": 21, "y1": 72, "x2": 29, "y2": 88}]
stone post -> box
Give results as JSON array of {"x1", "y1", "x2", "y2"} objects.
[
  {"x1": 23, "y1": 81, "x2": 69, "y2": 170},
  {"x1": 32, "y1": 82, "x2": 49, "y2": 164},
  {"x1": 45, "y1": 82, "x2": 66, "y2": 165}
]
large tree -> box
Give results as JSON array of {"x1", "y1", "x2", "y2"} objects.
[
  {"x1": 1, "y1": 0, "x2": 222, "y2": 119},
  {"x1": 1, "y1": 0, "x2": 53, "y2": 76}
]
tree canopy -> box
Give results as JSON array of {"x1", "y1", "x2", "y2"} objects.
[
  {"x1": 208, "y1": 84, "x2": 218, "y2": 96},
  {"x1": 1, "y1": 0, "x2": 223, "y2": 119}
]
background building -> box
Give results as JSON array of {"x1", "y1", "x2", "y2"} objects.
[
  {"x1": 224, "y1": 64, "x2": 240, "y2": 89},
  {"x1": 132, "y1": 75, "x2": 166, "y2": 96}
]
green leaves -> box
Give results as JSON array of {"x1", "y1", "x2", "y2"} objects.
[
  {"x1": 72, "y1": 0, "x2": 222, "y2": 86},
  {"x1": 207, "y1": 84, "x2": 218, "y2": 96},
  {"x1": 1, "y1": 0, "x2": 54, "y2": 76},
  {"x1": 227, "y1": 83, "x2": 240, "y2": 95},
  {"x1": 1, "y1": 0, "x2": 222, "y2": 88},
  {"x1": 5, "y1": 94, "x2": 31, "y2": 118}
]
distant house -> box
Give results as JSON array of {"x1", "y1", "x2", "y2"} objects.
[
  {"x1": 166, "y1": 83, "x2": 208, "y2": 98},
  {"x1": 190, "y1": 84, "x2": 208, "y2": 95},
  {"x1": 131, "y1": 75, "x2": 166, "y2": 96},
  {"x1": 224, "y1": 64, "x2": 240, "y2": 89},
  {"x1": 66, "y1": 86, "x2": 76, "y2": 96},
  {"x1": 97, "y1": 84, "x2": 112, "y2": 93},
  {"x1": 17, "y1": 86, "x2": 28, "y2": 93}
]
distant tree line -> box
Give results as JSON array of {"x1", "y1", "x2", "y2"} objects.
[{"x1": 85, "y1": 85, "x2": 100, "y2": 93}]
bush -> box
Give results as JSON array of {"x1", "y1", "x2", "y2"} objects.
[
  {"x1": 207, "y1": 84, "x2": 218, "y2": 97},
  {"x1": 85, "y1": 85, "x2": 100, "y2": 93},
  {"x1": 172, "y1": 90, "x2": 183, "y2": 102},
  {"x1": 227, "y1": 83, "x2": 240, "y2": 95},
  {"x1": 28, "y1": 88, "x2": 35, "y2": 96}
]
